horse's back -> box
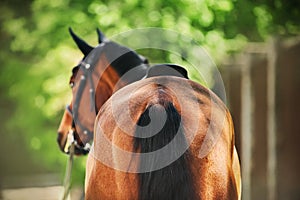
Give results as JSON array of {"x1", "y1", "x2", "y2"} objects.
[{"x1": 85, "y1": 76, "x2": 241, "y2": 200}]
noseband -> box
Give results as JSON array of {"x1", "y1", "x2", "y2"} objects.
[{"x1": 64, "y1": 104, "x2": 91, "y2": 154}]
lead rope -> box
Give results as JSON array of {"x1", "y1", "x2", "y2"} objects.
[{"x1": 61, "y1": 130, "x2": 75, "y2": 200}]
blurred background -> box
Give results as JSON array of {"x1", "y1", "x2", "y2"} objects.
[{"x1": 0, "y1": 0, "x2": 299, "y2": 199}]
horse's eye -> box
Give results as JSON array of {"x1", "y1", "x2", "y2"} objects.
[{"x1": 70, "y1": 82, "x2": 74, "y2": 88}]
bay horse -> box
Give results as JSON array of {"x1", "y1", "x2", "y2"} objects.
[{"x1": 57, "y1": 29, "x2": 241, "y2": 199}]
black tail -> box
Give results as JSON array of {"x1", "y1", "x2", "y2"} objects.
[{"x1": 134, "y1": 102, "x2": 197, "y2": 200}]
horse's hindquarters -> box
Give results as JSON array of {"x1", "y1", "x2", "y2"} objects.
[
  {"x1": 85, "y1": 153, "x2": 139, "y2": 200},
  {"x1": 85, "y1": 77, "x2": 241, "y2": 200}
]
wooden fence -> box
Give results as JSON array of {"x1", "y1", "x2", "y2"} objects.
[{"x1": 220, "y1": 37, "x2": 300, "y2": 200}]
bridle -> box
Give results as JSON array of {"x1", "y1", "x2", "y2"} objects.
[
  {"x1": 61, "y1": 28, "x2": 98, "y2": 200},
  {"x1": 61, "y1": 68, "x2": 95, "y2": 199},
  {"x1": 63, "y1": 46, "x2": 105, "y2": 155}
]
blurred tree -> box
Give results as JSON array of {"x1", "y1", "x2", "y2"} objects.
[{"x1": 0, "y1": 0, "x2": 299, "y2": 185}]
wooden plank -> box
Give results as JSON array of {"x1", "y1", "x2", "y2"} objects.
[
  {"x1": 251, "y1": 55, "x2": 268, "y2": 199},
  {"x1": 240, "y1": 53, "x2": 254, "y2": 200},
  {"x1": 266, "y1": 38, "x2": 277, "y2": 200}
]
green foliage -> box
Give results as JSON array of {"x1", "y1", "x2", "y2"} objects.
[{"x1": 0, "y1": 0, "x2": 299, "y2": 186}]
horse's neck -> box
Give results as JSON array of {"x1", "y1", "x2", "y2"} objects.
[
  {"x1": 95, "y1": 64, "x2": 148, "y2": 112},
  {"x1": 115, "y1": 64, "x2": 148, "y2": 88}
]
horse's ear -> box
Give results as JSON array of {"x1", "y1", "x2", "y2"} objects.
[
  {"x1": 69, "y1": 27, "x2": 93, "y2": 56},
  {"x1": 96, "y1": 28, "x2": 106, "y2": 43}
]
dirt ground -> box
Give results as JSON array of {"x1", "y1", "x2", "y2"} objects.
[{"x1": 1, "y1": 186, "x2": 83, "y2": 200}]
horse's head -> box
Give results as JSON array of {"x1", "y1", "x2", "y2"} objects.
[{"x1": 57, "y1": 28, "x2": 148, "y2": 155}]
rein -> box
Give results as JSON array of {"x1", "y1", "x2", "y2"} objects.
[
  {"x1": 61, "y1": 130, "x2": 75, "y2": 200},
  {"x1": 61, "y1": 104, "x2": 91, "y2": 200}
]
